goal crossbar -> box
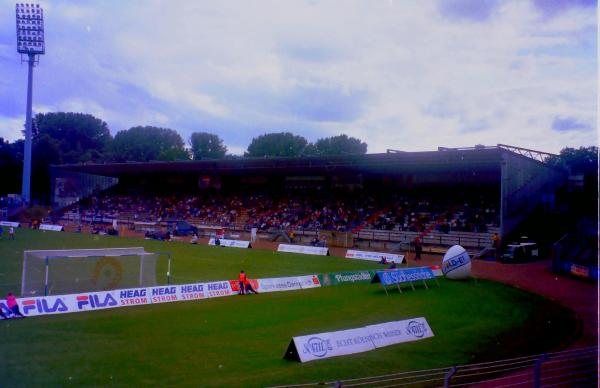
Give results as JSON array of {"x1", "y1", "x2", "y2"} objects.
[{"x1": 21, "y1": 247, "x2": 167, "y2": 296}]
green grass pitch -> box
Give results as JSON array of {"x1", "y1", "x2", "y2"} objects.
[{"x1": 0, "y1": 229, "x2": 577, "y2": 387}]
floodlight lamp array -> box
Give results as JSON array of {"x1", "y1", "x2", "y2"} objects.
[{"x1": 16, "y1": 3, "x2": 45, "y2": 55}]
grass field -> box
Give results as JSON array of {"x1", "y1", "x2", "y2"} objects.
[{"x1": 0, "y1": 229, "x2": 578, "y2": 387}]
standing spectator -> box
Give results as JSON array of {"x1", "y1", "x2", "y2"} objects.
[
  {"x1": 491, "y1": 232, "x2": 501, "y2": 259},
  {"x1": 238, "y1": 270, "x2": 246, "y2": 295},
  {"x1": 414, "y1": 238, "x2": 422, "y2": 261},
  {"x1": 6, "y1": 293, "x2": 25, "y2": 318},
  {"x1": 0, "y1": 225, "x2": 3, "y2": 239},
  {"x1": 8, "y1": 226, "x2": 15, "y2": 240}
]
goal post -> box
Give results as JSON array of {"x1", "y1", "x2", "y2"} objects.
[{"x1": 21, "y1": 247, "x2": 171, "y2": 297}]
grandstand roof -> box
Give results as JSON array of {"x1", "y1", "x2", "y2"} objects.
[{"x1": 53, "y1": 147, "x2": 505, "y2": 178}]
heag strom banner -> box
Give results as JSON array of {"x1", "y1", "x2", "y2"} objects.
[
  {"x1": 0, "y1": 274, "x2": 317, "y2": 318},
  {"x1": 284, "y1": 317, "x2": 434, "y2": 362},
  {"x1": 345, "y1": 250, "x2": 405, "y2": 264},
  {"x1": 0, "y1": 282, "x2": 230, "y2": 318}
]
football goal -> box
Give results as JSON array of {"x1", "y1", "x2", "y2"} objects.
[{"x1": 21, "y1": 247, "x2": 171, "y2": 296}]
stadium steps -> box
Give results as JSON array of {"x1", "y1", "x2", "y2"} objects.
[{"x1": 351, "y1": 208, "x2": 389, "y2": 234}]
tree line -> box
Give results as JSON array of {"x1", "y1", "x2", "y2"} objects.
[
  {"x1": 0, "y1": 112, "x2": 596, "y2": 202},
  {"x1": 0, "y1": 112, "x2": 368, "y2": 200},
  {"x1": 31, "y1": 112, "x2": 368, "y2": 162}
]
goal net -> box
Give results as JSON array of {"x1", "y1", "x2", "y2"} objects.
[{"x1": 21, "y1": 247, "x2": 165, "y2": 296}]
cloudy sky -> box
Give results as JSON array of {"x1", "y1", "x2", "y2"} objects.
[{"x1": 0, "y1": 0, "x2": 596, "y2": 154}]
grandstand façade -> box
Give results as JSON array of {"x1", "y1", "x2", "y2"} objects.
[{"x1": 50, "y1": 145, "x2": 566, "y2": 246}]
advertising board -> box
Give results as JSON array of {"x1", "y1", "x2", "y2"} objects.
[
  {"x1": 284, "y1": 317, "x2": 434, "y2": 362},
  {"x1": 208, "y1": 238, "x2": 251, "y2": 248},
  {"x1": 277, "y1": 244, "x2": 329, "y2": 256},
  {"x1": 346, "y1": 250, "x2": 405, "y2": 263}
]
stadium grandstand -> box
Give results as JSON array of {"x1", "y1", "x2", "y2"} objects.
[{"x1": 49, "y1": 144, "x2": 566, "y2": 252}]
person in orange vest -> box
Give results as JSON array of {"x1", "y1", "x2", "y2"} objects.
[
  {"x1": 244, "y1": 277, "x2": 258, "y2": 294},
  {"x1": 238, "y1": 270, "x2": 246, "y2": 295}
]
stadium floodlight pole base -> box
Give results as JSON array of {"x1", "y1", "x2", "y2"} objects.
[
  {"x1": 167, "y1": 253, "x2": 172, "y2": 285},
  {"x1": 21, "y1": 53, "x2": 36, "y2": 204},
  {"x1": 44, "y1": 256, "x2": 49, "y2": 296}
]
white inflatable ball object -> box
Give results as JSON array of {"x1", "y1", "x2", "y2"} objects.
[{"x1": 442, "y1": 245, "x2": 471, "y2": 280}]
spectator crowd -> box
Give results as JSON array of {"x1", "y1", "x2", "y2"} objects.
[{"x1": 63, "y1": 190, "x2": 499, "y2": 234}]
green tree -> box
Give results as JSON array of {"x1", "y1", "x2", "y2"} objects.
[
  {"x1": 311, "y1": 134, "x2": 367, "y2": 156},
  {"x1": 190, "y1": 132, "x2": 227, "y2": 160},
  {"x1": 0, "y1": 138, "x2": 23, "y2": 195},
  {"x1": 245, "y1": 132, "x2": 308, "y2": 157},
  {"x1": 545, "y1": 146, "x2": 598, "y2": 175},
  {"x1": 110, "y1": 126, "x2": 189, "y2": 162},
  {"x1": 33, "y1": 112, "x2": 112, "y2": 163}
]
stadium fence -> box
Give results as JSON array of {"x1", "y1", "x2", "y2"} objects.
[{"x1": 268, "y1": 346, "x2": 598, "y2": 388}]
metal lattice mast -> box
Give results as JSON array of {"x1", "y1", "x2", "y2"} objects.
[{"x1": 16, "y1": 3, "x2": 45, "y2": 204}]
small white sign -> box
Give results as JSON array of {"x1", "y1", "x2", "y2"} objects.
[
  {"x1": 278, "y1": 244, "x2": 329, "y2": 256},
  {"x1": 346, "y1": 249, "x2": 405, "y2": 263},
  {"x1": 208, "y1": 238, "x2": 251, "y2": 248},
  {"x1": 39, "y1": 224, "x2": 64, "y2": 231},
  {"x1": 0, "y1": 221, "x2": 20, "y2": 227}
]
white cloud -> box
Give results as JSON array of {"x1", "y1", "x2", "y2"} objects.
[
  {"x1": 0, "y1": 116, "x2": 24, "y2": 142},
  {"x1": 0, "y1": 0, "x2": 596, "y2": 153}
]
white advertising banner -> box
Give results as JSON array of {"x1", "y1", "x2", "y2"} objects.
[
  {"x1": 285, "y1": 317, "x2": 434, "y2": 362},
  {"x1": 204, "y1": 281, "x2": 234, "y2": 298},
  {"x1": 0, "y1": 221, "x2": 20, "y2": 227},
  {"x1": 257, "y1": 276, "x2": 303, "y2": 293},
  {"x1": 297, "y1": 275, "x2": 321, "y2": 289},
  {"x1": 346, "y1": 250, "x2": 405, "y2": 263},
  {"x1": 208, "y1": 238, "x2": 251, "y2": 248},
  {"x1": 278, "y1": 244, "x2": 329, "y2": 256},
  {"x1": 254, "y1": 275, "x2": 321, "y2": 293},
  {"x1": 0, "y1": 274, "x2": 318, "y2": 319},
  {"x1": 39, "y1": 224, "x2": 64, "y2": 231}
]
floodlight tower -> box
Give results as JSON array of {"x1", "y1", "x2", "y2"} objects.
[{"x1": 15, "y1": 3, "x2": 45, "y2": 205}]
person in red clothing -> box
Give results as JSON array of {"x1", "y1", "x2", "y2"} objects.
[
  {"x1": 6, "y1": 292, "x2": 25, "y2": 318},
  {"x1": 244, "y1": 277, "x2": 258, "y2": 294},
  {"x1": 238, "y1": 270, "x2": 246, "y2": 295}
]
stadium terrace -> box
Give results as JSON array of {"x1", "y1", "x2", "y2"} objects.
[{"x1": 50, "y1": 145, "x2": 564, "y2": 242}]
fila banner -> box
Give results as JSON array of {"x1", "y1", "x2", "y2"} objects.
[
  {"x1": 0, "y1": 275, "x2": 317, "y2": 319},
  {"x1": 284, "y1": 317, "x2": 434, "y2": 362}
]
